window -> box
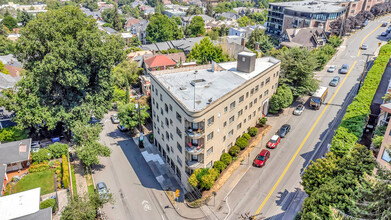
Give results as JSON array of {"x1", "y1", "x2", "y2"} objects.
[
  {"x1": 208, "y1": 116, "x2": 215, "y2": 126},
  {"x1": 155, "y1": 88, "x2": 158, "y2": 96},
  {"x1": 162, "y1": 134, "x2": 165, "y2": 141},
  {"x1": 170, "y1": 119, "x2": 173, "y2": 126},
  {"x1": 176, "y1": 127, "x2": 182, "y2": 138},
  {"x1": 166, "y1": 131, "x2": 169, "y2": 140},
  {"x1": 224, "y1": 121, "x2": 227, "y2": 127},
  {"x1": 207, "y1": 132, "x2": 214, "y2": 141},
  {"x1": 223, "y1": 136, "x2": 226, "y2": 142},
  {"x1": 161, "y1": 121, "x2": 164, "y2": 128},
  {"x1": 275, "y1": 83, "x2": 278, "y2": 89},
  {"x1": 207, "y1": 147, "x2": 213, "y2": 156},
  {"x1": 250, "y1": 88, "x2": 254, "y2": 95},
  {"x1": 264, "y1": 90, "x2": 269, "y2": 96},
  {"x1": 165, "y1": 104, "x2": 168, "y2": 113},
  {"x1": 261, "y1": 81, "x2": 264, "y2": 87},
  {"x1": 157, "y1": 115, "x2": 160, "y2": 122},
  {"x1": 170, "y1": 133, "x2": 173, "y2": 140},
  {"x1": 228, "y1": 130, "x2": 234, "y2": 137},
  {"x1": 254, "y1": 98, "x2": 257, "y2": 104},
  {"x1": 229, "y1": 116, "x2": 235, "y2": 123},
  {"x1": 157, "y1": 127, "x2": 160, "y2": 134},
  {"x1": 169, "y1": 104, "x2": 173, "y2": 111},
  {"x1": 244, "y1": 119, "x2": 246, "y2": 123},
  {"x1": 161, "y1": 108, "x2": 163, "y2": 115},
  {"x1": 224, "y1": 106, "x2": 228, "y2": 112},
  {"x1": 266, "y1": 77, "x2": 270, "y2": 84},
  {"x1": 177, "y1": 142, "x2": 182, "y2": 153},
  {"x1": 249, "y1": 102, "x2": 253, "y2": 108},
  {"x1": 152, "y1": 98, "x2": 155, "y2": 105},
  {"x1": 239, "y1": 95, "x2": 244, "y2": 103},
  {"x1": 165, "y1": 118, "x2": 169, "y2": 127},
  {"x1": 272, "y1": 85, "x2": 274, "y2": 89},
  {"x1": 255, "y1": 85, "x2": 259, "y2": 92},
  {"x1": 259, "y1": 94, "x2": 263, "y2": 99},
  {"x1": 238, "y1": 109, "x2": 243, "y2": 117},
  {"x1": 237, "y1": 123, "x2": 242, "y2": 130},
  {"x1": 152, "y1": 85, "x2": 154, "y2": 92},
  {"x1": 230, "y1": 101, "x2": 236, "y2": 110},
  {"x1": 246, "y1": 92, "x2": 249, "y2": 98},
  {"x1": 153, "y1": 111, "x2": 156, "y2": 117},
  {"x1": 177, "y1": 156, "x2": 182, "y2": 167},
  {"x1": 245, "y1": 105, "x2": 248, "y2": 110},
  {"x1": 258, "y1": 107, "x2": 261, "y2": 112},
  {"x1": 206, "y1": 161, "x2": 212, "y2": 168},
  {"x1": 160, "y1": 94, "x2": 163, "y2": 101},
  {"x1": 176, "y1": 112, "x2": 182, "y2": 122},
  {"x1": 276, "y1": 71, "x2": 279, "y2": 77},
  {"x1": 253, "y1": 111, "x2": 256, "y2": 117},
  {"x1": 242, "y1": 57, "x2": 246, "y2": 62},
  {"x1": 156, "y1": 102, "x2": 159, "y2": 109},
  {"x1": 248, "y1": 114, "x2": 252, "y2": 120}
]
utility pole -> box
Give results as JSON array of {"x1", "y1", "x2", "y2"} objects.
[{"x1": 358, "y1": 53, "x2": 375, "y2": 94}]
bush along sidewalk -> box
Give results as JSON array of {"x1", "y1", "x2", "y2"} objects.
[{"x1": 330, "y1": 42, "x2": 391, "y2": 157}]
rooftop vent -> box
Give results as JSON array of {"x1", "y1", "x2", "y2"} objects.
[
  {"x1": 180, "y1": 87, "x2": 187, "y2": 90},
  {"x1": 207, "y1": 98, "x2": 213, "y2": 104},
  {"x1": 237, "y1": 52, "x2": 256, "y2": 73},
  {"x1": 191, "y1": 79, "x2": 207, "y2": 86}
]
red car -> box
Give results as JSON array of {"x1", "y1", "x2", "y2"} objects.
[
  {"x1": 267, "y1": 135, "x2": 281, "y2": 149},
  {"x1": 253, "y1": 149, "x2": 270, "y2": 167}
]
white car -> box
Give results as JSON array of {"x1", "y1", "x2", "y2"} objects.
[
  {"x1": 327, "y1": 65, "x2": 337, "y2": 73},
  {"x1": 293, "y1": 104, "x2": 304, "y2": 116},
  {"x1": 111, "y1": 113, "x2": 120, "y2": 124}
]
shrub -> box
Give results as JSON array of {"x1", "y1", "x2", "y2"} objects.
[
  {"x1": 248, "y1": 127, "x2": 258, "y2": 136},
  {"x1": 259, "y1": 117, "x2": 267, "y2": 127},
  {"x1": 220, "y1": 153, "x2": 232, "y2": 165},
  {"x1": 242, "y1": 133, "x2": 251, "y2": 140},
  {"x1": 209, "y1": 168, "x2": 220, "y2": 180},
  {"x1": 189, "y1": 173, "x2": 199, "y2": 188},
  {"x1": 48, "y1": 143, "x2": 69, "y2": 158},
  {"x1": 62, "y1": 155, "x2": 70, "y2": 189},
  {"x1": 29, "y1": 161, "x2": 49, "y2": 173},
  {"x1": 269, "y1": 85, "x2": 293, "y2": 113},
  {"x1": 189, "y1": 168, "x2": 219, "y2": 189},
  {"x1": 200, "y1": 174, "x2": 215, "y2": 190},
  {"x1": 236, "y1": 137, "x2": 248, "y2": 150},
  {"x1": 213, "y1": 161, "x2": 227, "y2": 173},
  {"x1": 229, "y1": 145, "x2": 241, "y2": 157},
  {"x1": 0, "y1": 127, "x2": 29, "y2": 143},
  {"x1": 372, "y1": 135, "x2": 383, "y2": 149},
  {"x1": 31, "y1": 149, "x2": 51, "y2": 163},
  {"x1": 40, "y1": 199, "x2": 56, "y2": 212}
]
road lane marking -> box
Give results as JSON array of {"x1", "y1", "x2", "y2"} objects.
[
  {"x1": 142, "y1": 200, "x2": 152, "y2": 211},
  {"x1": 358, "y1": 22, "x2": 386, "y2": 57},
  {"x1": 254, "y1": 60, "x2": 358, "y2": 215}
]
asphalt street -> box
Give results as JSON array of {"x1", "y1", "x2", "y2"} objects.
[{"x1": 221, "y1": 16, "x2": 391, "y2": 220}]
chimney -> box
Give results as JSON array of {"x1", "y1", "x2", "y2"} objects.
[
  {"x1": 293, "y1": 29, "x2": 299, "y2": 37},
  {"x1": 153, "y1": 50, "x2": 156, "y2": 55},
  {"x1": 237, "y1": 52, "x2": 256, "y2": 73},
  {"x1": 11, "y1": 59, "x2": 13, "y2": 64},
  {"x1": 255, "y1": 42, "x2": 260, "y2": 50},
  {"x1": 211, "y1": 61, "x2": 216, "y2": 72},
  {"x1": 241, "y1": 37, "x2": 246, "y2": 47}
]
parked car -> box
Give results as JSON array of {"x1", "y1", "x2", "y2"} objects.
[
  {"x1": 327, "y1": 65, "x2": 337, "y2": 73},
  {"x1": 267, "y1": 135, "x2": 281, "y2": 149},
  {"x1": 387, "y1": 27, "x2": 391, "y2": 33},
  {"x1": 382, "y1": 22, "x2": 388, "y2": 27},
  {"x1": 118, "y1": 124, "x2": 129, "y2": 132},
  {"x1": 31, "y1": 141, "x2": 41, "y2": 153},
  {"x1": 96, "y1": 182, "x2": 109, "y2": 199},
  {"x1": 278, "y1": 124, "x2": 291, "y2": 138},
  {"x1": 381, "y1": 32, "x2": 388, "y2": 36},
  {"x1": 340, "y1": 64, "x2": 349, "y2": 74},
  {"x1": 363, "y1": 20, "x2": 368, "y2": 27},
  {"x1": 111, "y1": 113, "x2": 120, "y2": 124},
  {"x1": 253, "y1": 149, "x2": 270, "y2": 167},
  {"x1": 293, "y1": 104, "x2": 305, "y2": 116},
  {"x1": 361, "y1": 43, "x2": 368, "y2": 50},
  {"x1": 329, "y1": 76, "x2": 340, "y2": 87}
]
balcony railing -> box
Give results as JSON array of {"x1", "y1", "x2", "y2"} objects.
[
  {"x1": 186, "y1": 160, "x2": 204, "y2": 170},
  {"x1": 185, "y1": 145, "x2": 204, "y2": 155},
  {"x1": 185, "y1": 128, "x2": 204, "y2": 138}
]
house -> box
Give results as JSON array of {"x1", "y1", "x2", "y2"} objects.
[
  {"x1": 140, "y1": 37, "x2": 204, "y2": 54},
  {"x1": 215, "y1": 36, "x2": 253, "y2": 59},
  {"x1": 99, "y1": 26, "x2": 117, "y2": 35},
  {"x1": 280, "y1": 27, "x2": 328, "y2": 49},
  {"x1": 229, "y1": 25, "x2": 266, "y2": 38},
  {"x1": 0, "y1": 139, "x2": 32, "y2": 172},
  {"x1": 0, "y1": 188, "x2": 52, "y2": 219},
  {"x1": 0, "y1": 107, "x2": 17, "y2": 130},
  {"x1": 131, "y1": 0, "x2": 145, "y2": 8},
  {"x1": 143, "y1": 54, "x2": 177, "y2": 72},
  {"x1": 141, "y1": 5, "x2": 155, "y2": 15},
  {"x1": 127, "y1": 50, "x2": 153, "y2": 61},
  {"x1": 7, "y1": 33, "x2": 20, "y2": 42},
  {"x1": 181, "y1": 14, "x2": 214, "y2": 26},
  {"x1": 217, "y1": 12, "x2": 240, "y2": 21},
  {"x1": 205, "y1": 20, "x2": 238, "y2": 31},
  {"x1": 81, "y1": 7, "x2": 102, "y2": 20},
  {"x1": 131, "y1": 19, "x2": 149, "y2": 44},
  {"x1": 164, "y1": 9, "x2": 187, "y2": 18},
  {"x1": 233, "y1": 7, "x2": 264, "y2": 16},
  {"x1": 139, "y1": 75, "x2": 151, "y2": 96},
  {"x1": 124, "y1": 18, "x2": 140, "y2": 32}
]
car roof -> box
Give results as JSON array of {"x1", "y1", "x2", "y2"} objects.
[
  {"x1": 333, "y1": 76, "x2": 340, "y2": 80},
  {"x1": 282, "y1": 124, "x2": 290, "y2": 128},
  {"x1": 271, "y1": 135, "x2": 280, "y2": 141},
  {"x1": 259, "y1": 149, "x2": 269, "y2": 156},
  {"x1": 342, "y1": 64, "x2": 348, "y2": 67},
  {"x1": 97, "y1": 182, "x2": 106, "y2": 187}
]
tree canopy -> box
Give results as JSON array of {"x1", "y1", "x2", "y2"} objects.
[
  {"x1": 186, "y1": 5, "x2": 203, "y2": 15},
  {"x1": 186, "y1": 16, "x2": 205, "y2": 37},
  {"x1": 188, "y1": 37, "x2": 229, "y2": 64},
  {"x1": 118, "y1": 103, "x2": 150, "y2": 130},
  {"x1": 0, "y1": 6, "x2": 125, "y2": 134},
  {"x1": 146, "y1": 13, "x2": 183, "y2": 43},
  {"x1": 1, "y1": 14, "x2": 17, "y2": 30},
  {"x1": 237, "y1": 16, "x2": 254, "y2": 27},
  {"x1": 247, "y1": 29, "x2": 274, "y2": 54}
]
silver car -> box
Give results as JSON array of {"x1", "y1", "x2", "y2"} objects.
[
  {"x1": 329, "y1": 76, "x2": 340, "y2": 87},
  {"x1": 96, "y1": 182, "x2": 109, "y2": 199},
  {"x1": 327, "y1": 65, "x2": 337, "y2": 73},
  {"x1": 340, "y1": 64, "x2": 349, "y2": 74},
  {"x1": 293, "y1": 104, "x2": 304, "y2": 116},
  {"x1": 361, "y1": 43, "x2": 368, "y2": 50},
  {"x1": 111, "y1": 113, "x2": 120, "y2": 124}
]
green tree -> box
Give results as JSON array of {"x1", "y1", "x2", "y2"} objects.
[
  {"x1": 237, "y1": 16, "x2": 254, "y2": 27},
  {"x1": 118, "y1": 103, "x2": 150, "y2": 129},
  {"x1": 0, "y1": 60, "x2": 10, "y2": 74},
  {"x1": 128, "y1": 36, "x2": 141, "y2": 47},
  {"x1": 31, "y1": 149, "x2": 51, "y2": 163},
  {"x1": 206, "y1": 2, "x2": 213, "y2": 17},
  {"x1": 1, "y1": 6, "x2": 124, "y2": 134},
  {"x1": 248, "y1": 11, "x2": 267, "y2": 24},
  {"x1": 327, "y1": 35, "x2": 343, "y2": 48},
  {"x1": 1, "y1": 15, "x2": 17, "y2": 30},
  {"x1": 200, "y1": 174, "x2": 215, "y2": 190},
  {"x1": 0, "y1": 24, "x2": 8, "y2": 36},
  {"x1": 113, "y1": 60, "x2": 141, "y2": 103},
  {"x1": 247, "y1": 29, "x2": 274, "y2": 53},
  {"x1": 113, "y1": 86, "x2": 126, "y2": 103},
  {"x1": 277, "y1": 47, "x2": 318, "y2": 96},
  {"x1": 82, "y1": 0, "x2": 98, "y2": 11},
  {"x1": 170, "y1": 16, "x2": 182, "y2": 26},
  {"x1": 0, "y1": 126, "x2": 28, "y2": 142},
  {"x1": 48, "y1": 142, "x2": 68, "y2": 158},
  {"x1": 188, "y1": 37, "x2": 228, "y2": 64},
  {"x1": 146, "y1": 13, "x2": 183, "y2": 42},
  {"x1": 20, "y1": 10, "x2": 33, "y2": 26},
  {"x1": 155, "y1": 2, "x2": 165, "y2": 14},
  {"x1": 269, "y1": 85, "x2": 293, "y2": 113},
  {"x1": 61, "y1": 194, "x2": 97, "y2": 220},
  {"x1": 187, "y1": 16, "x2": 205, "y2": 37},
  {"x1": 186, "y1": 5, "x2": 203, "y2": 15},
  {"x1": 112, "y1": 5, "x2": 122, "y2": 31}
]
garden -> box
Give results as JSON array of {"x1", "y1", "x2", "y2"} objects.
[
  {"x1": 187, "y1": 117, "x2": 269, "y2": 206},
  {"x1": 4, "y1": 143, "x2": 72, "y2": 198}
]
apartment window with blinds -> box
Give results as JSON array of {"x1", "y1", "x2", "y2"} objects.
[
  {"x1": 176, "y1": 112, "x2": 182, "y2": 122},
  {"x1": 176, "y1": 127, "x2": 182, "y2": 138},
  {"x1": 237, "y1": 123, "x2": 242, "y2": 130},
  {"x1": 229, "y1": 116, "x2": 235, "y2": 124},
  {"x1": 239, "y1": 95, "x2": 244, "y2": 103},
  {"x1": 177, "y1": 156, "x2": 182, "y2": 167},
  {"x1": 228, "y1": 129, "x2": 234, "y2": 137},
  {"x1": 177, "y1": 143, "x2": 182, "y2": 153},
  {"x1": 207, "y1": 147, "x2": 213, "y2": 156},
  {"x1": 207, "y1": 132, "x2": 214, "y2": 141},
  {"x1": 266, "y1": 77, "x2": 270, "y2": 84},
  {"x1": 238, "y1": 109, "x2": 243, "y2": 117},
  {"x1": 230, "y1": 101, "x2": 236, "y2": 110},
  {"x1": 208, "y1": 116, "x2": 214, "y2": 126}
]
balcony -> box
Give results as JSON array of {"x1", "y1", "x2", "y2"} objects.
[
  {"x1": 185, "y1": 128, "x2": 204, "y2": 139},
  {"x1": 185, "y1": 145, "x2": 204, "y2": 155},
  {"x1": 186, "y1": 160, "x2": 204, "y2": 170}
]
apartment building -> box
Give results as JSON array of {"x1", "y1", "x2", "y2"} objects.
[
  {"x1": 149, "y1": 52, "x2": 280, "y2": 189},
  {"x1": 267, "y1": 0, "x2": 345, "y2": 35}
]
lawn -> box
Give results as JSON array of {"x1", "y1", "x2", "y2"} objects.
[{"x1": 12, "y1": 169, "x2": 55, "y2": 195}]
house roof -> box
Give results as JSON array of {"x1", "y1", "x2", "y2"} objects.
[
  {"x1": 4, "y1": 65, "x2": 23, "y2": 77},
  {"x1": 281, "y1": 27, "x2": 326, "y2": 49},
  {"x1": 144, "y1": 54, "x2": 176, "y2": 68},
  {"x1": 0, "y1": 139, "x2": 31, "y2": 165},
  {"x1": 140, "y1": 37, "x2": 204, "y2": 53},
  {"x1": 124, "y1": 18, "x2": 140, "y2": 28},
  {"x1": 220, "y1": 12, "x2": 238, "y2": 19},
  {"x1": 0, "y1": 188, "x2": 41, "y2": 219},
  {"x1": 14, "y1": 207, "x2": 52, "y2": 220},
  {"x1": 0, "y1": 55, "x2": 22, "y2": 68},
  {"x1": 166, "y1": 52, "x2": 186, "y2": 63},
  {"x1": 0, "y1": 72, "x2": 21, "y2": 90}
]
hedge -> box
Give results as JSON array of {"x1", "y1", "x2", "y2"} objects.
[
  {"x1": 213, "y1": 161, "x2": 226, "y2": 173},
  {"x1": 330, "y1": 42, "x2": 391, "y2": 157},
  {"x1": 40, "y1": 198, "x2": 57, "y2": 213},
  {"x1": 236, "y1": 137, "x2": 248, "y2": 150},
  {"x1": 248, "y1": 127, "x2": 258, "y2": 136},
  {"x1": 48, "y1": 143, "x2": 69, "y2": 158},
  {"x1": 229, "y1": 145, "x2": 241, "y2": 157},
  {"x1": 62, "y1": 155, "x2": 69, "y2": 189},
  {"x1": 220, "y1": 153, "x2": 232, "y2": 165},
  {"x1": 242, "y1": 133, "x2": 251, "y2": 140}
]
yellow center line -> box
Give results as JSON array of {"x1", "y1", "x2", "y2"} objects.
[
  {"x1": 254, "y1": 59, "x2": 357, "y2": 215},
  {"x1": 358, "y1": 21, "x2": 388, "y2": 57}
]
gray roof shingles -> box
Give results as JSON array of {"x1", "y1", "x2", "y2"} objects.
[{"x1": 0, "y1": 139, "x2": 31, "y2": 165}]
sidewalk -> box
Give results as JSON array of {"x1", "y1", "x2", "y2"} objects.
[
  {"x1": 133, "y1": 137, "x2": 207, "y2": 219},
  {"x1": 73, "y1": 159, "x2": 88, "y2": 196},
  {"x1": 53, "y1": 189, "x2": 69, "y2": 220}
]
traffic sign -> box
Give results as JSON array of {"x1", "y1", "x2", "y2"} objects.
[{"x1": 175, "y1": 189, "x2": 180, "y2": 198}]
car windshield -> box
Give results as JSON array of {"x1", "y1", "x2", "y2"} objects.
[
  {"x1": 256, "y1": 155, "x2": 265, "y2": 161},
  {"x1": 270, "y1": 139, "x2": 278, "y2": 143},
  {"x1": 311, "y1": 97, "x2": 321, "y2": 103},
  {"x1": 296, "y1": 106, "x2": 303, "y2": 110},
  {"x1": 342, "y1": 65, "x2": 348, "y2": 69}
]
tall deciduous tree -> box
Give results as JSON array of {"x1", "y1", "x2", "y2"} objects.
[
  {"x1": 112, "y1": 5, "x2": 122, "y2": 31},
  {"x1": 237, "y1": 16, "x2": 254, "y2": 27},
  {"x1": 186, "y1": 5, "x2": 203, "y2": 15},
  {"x1": 206, "y1": 3, "x2": 213, "y2": 17},
  {"x1": 269, "y1": 85, "x2": 293, "y2": 113},
  {"x1": 0, "y1": 6, "x2": 124, "y2": 134},
  {"x1": 188, "y1": 37, "x2": 228, "y2": 64},
  {"x1": 20, "y1": 10, "x2": 33, "y2": 26},
  {"x1": 146, "y1": 13, "x2": 183, "y2": 43},
  {"x1": 247, "y1": 29, "x2": 274, "y2": 53},
  {"x1": 187, "y1": 16, "x2": 205, "y2": 37},
  {"x1": 1, "y1": 14, "x2": 17, "y2": 31},
  {"x1": 118, "y1": 103, "x2": 150, "y2": 130}
]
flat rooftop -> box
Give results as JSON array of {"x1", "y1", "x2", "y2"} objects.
[
  {"x1": 153, "y1": 57, "x2": 280, "y2": 112},
  {"x1": 0, "y1": 188, "x2": 40, "y2": 219},
  {"x1": 270, "y1": 0, "x2": 345, "y2": 13}
]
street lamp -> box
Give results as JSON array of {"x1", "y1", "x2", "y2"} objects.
[
  {"x1": 135, "y1": 95, "x2": 145, "y2": 148},
  {"x1": 358, "y1": 53, "x2": 375, "y2": 93}
]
